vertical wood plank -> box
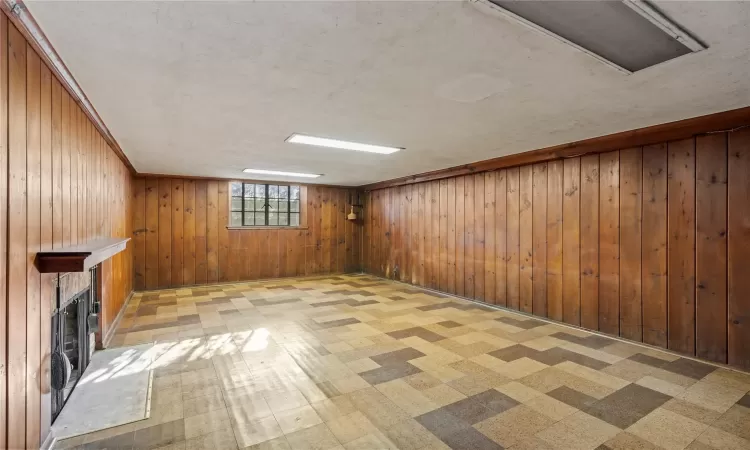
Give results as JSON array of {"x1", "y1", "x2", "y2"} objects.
[
  {"x1": 642, "y1": 144, "x2": 668, "y2": 348},
  {"x1": 424, "y1": 183, "x2": 432, "y2": 287},
  {"x1": 439, "y1": 179, "x2": 448, "y2": 292},
  {"x1": 206, "y1": 181, "x2": 219, "y2": 282},
  {"x1": 484, "y1": 171, "x2": 496, "y2": 304},
  {"x1": 506, "y1": 168, "x2": 520, "y2": 310},
  {"x1": 668, "y1": 138, "x2": 696, "y2": 354},
  {"x1": 580, "y1": 154, "x2": 600, "y2": 330},
  {"x1": 599, "y1": 151, "x2": 619, "y2": 335},
  {"x1": 51, "y1": 78, "x2": 61, "y2": 248},
  {"x1": 7, "y1": 23, "x2": 27, "y2": 449},
  {"x1": 495, "y1": 170, "x2": 507, "y2": 306},
  {"x1": 446, "y1": 178, "x2": 456, "y2": 294},
  {"x1": 132, "y1": 178, "x2": 146, "y2": 290},
  {"x1": 61, "y1": 90, "x2": 70, "y2": 247},
  {"x1": 172, "y1": 180, "x2": 184, "y2": 287},
  {"x1": 195, "y1": 181, "x2": 208, "y2": 284},
  {"x1": 455, "y1": 176, "x2": 465, "y2": 296},
  {"x1": 0, "y1": 16, "x2": 8, "y2": 446},
  {"x1": 25, "y1": 43, "x2": 41, "y2": 450},
  {"x1": 474, "y1": 173, "x2": 485, "y2": 301},
  {"x1": 547, "y1": 160, "x2": 563, "y2": 321},
  {"x1": 432, "y1": 180, "x2": 441, "y2": 290},
  {"x1": 465, "y1": 175, "x2": 475, "y2": 298},
  {"x1": 695, "y1": 134, "x2": 727, "y2": 363},
  {"x1": 410, "y1": 184, "x2": 419, "y2": 285},
  {"x1": 321, "y1": 188, "x2": 332, "y2": 274},
  {"x1": 519, "y1": 165, "x2": 533, "y2": 313},
  {"x1": 727, "y1": 128, "x2": 750, "y2": 369},
  {"x1": 158, "y1": 178, "x2": 172, "y2": 288},
  {"x1": 183, "y1": 180, "x2": 196, "y2": 285},
  {"x1": 562, "y1": 158, "x2": 581, "y2": 326},
  {"x1": 217, "y1": 181, "x2": 228, "y2": 281},
  {"x1": 619, "y1": 147, "x2": 643, "y2": 341},
  {"x1": 532, "y1": 163, "x2": 547, "y2": 316},
  {"x1": 39, "y1": 60, "x2": 53, "y2": 443}
]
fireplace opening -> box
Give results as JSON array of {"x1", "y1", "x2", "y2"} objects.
[{"x1": 51, "y1": 269, "x2": 96, "y2": 423}]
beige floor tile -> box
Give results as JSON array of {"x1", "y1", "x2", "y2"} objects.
[
  {"x1": 183, "y1": 407, "x2": 233, "y2": 439},
  {"x1": 636, "y1": 375, "x2": 688, "y2": 397},
  {"x1": 328, "y1": 375, "x2": 370, "y2": 394},
  {"x1": 346, "y1": 387, "x2": 412, "y2": 430},
  {"x1": 311, "y1": 396, "x2": 358, "y2": 422},
  {"x1": 696, "y1": 426, "x2": 750, "y2": 450},
  {"x1": 701, "y1": 368, "x2": 750, "y2": 392},
  {"x1": 184, "y1": 427, "x2": 239, "y2": 450},
  {"x1": 402, "y1": 372, "x2": 442, "y2": 391},
  {"x1": 376, "y1": 379, "x2": 438, "y2": 417},
  {"x1": 601, "y1": 359, "x2": 660, "y2": 382},
  {"x1": 602, "y1": 432, "x2": 661, "y2": 450},
  {"x1": 420, "y1": 383, "x2": 467, "y2": 407},
  {"x1": 225, "y1": 388, "x2": 274, "y2": 423},
  {"x1": 495, "y1": 381, "x2": 543, "y2": 403},
  {"x1": 284, "y1": 423, "x2": 342, "y2": 450},
  {"x1": 342, "y1": 430, "x2": 399, "y2": 450},
  {"x1": 344, "y1": 358, "x2": 380, "y2": 374},
  {"x1": 536, "y1": 410, "x2": 621, "y2": 450},
  {"x1": 474, "y1": 404, "x2": 555, "y2": 447},
  {"x1": 183, "y1": 391, "x2": 226, "y2": 418},
  {"x1": 713, "y1": 404, "x2": 750, "y2": 441},
  {"x1": 273, "y1": 405, "x2": 323, "y2": 434},
  {"x1": 627, "y1": 408, "x2": 709, "y2": 450},
  {"x1": 524, "y1": 393, "x2": 579, "y2": 421},
  {"x1": 555, "y1": 361, "x2": 630, "y2": 390},
  {"x1": 677, "y1": 380, "x2": 746, "y2": 413},
  {"x1": 661, "y1": 398, "x2": 723, "y2": 425},
  {"x1": 493, "y1": 357, "x2": 548, "y2": 379},
  {"x1": 264, "y1": 389, "x2": 310, "y2": 413},
  {"x1": 232, "y1": 415, "x2": 285, "y2": 448},
  {"x1": 326, "y1": 411, "x2": 377, "y2": 444},
  {"x1": 382, "y1": 418, "x2": 444, "y2": 450}
]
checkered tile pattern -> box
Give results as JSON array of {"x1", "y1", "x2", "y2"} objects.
[{"x1": 57, "y1": 274, "x2": 750, "y2": 450}]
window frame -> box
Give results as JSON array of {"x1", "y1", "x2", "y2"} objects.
[{"x1": 227, "y1": 181, "x2": 306, "y2": 229}]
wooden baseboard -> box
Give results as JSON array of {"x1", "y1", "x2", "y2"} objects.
[{"x1": 101, "y1": 291, "x2": 134, "y2": 349}]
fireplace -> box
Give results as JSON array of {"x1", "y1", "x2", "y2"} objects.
[{"x1": 50, "y1": 268, "x2": 98, "y2": 422}]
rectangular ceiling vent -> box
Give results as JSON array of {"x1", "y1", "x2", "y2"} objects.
[{"x1": 475, "y1": 0, "x2": 706, "y2": 73}]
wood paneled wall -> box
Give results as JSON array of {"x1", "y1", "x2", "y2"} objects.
[
  {"x1": 0, "y1": 15, "x2": 134, "y2": 449},
  {"x1": 132, "y1": 178, "x2": 362, "y2": 290},
  {"x1": 363, "y1": 128, "x2": 750, "y2": 371}
]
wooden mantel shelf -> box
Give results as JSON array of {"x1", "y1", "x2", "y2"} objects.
[{"x1": 35, "y1": 237, "x2": 130, "y2": 274}]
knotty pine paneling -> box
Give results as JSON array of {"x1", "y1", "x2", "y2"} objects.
[
  {"x1": 0, "y1": 16, "x2": 133, "y2": 449},
  {"x1": 364, "y1": 128, "x2": 750, "y2": 371},
  {"x1": 133, "y1": 178, "x2": 362, "y2": 289}
]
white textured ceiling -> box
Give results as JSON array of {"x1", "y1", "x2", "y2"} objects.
[{"x1": 27, "y1": 1, "x2": 750, "y2": 186}]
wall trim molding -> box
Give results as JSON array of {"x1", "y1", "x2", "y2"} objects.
[
  {"x1": 101, "y1": 290, "x2": 134, "y2": 349},
  {"x1": 0, "y1": 2, "x2": 136, "y2": 174},
  {"x1": 361, "y1": 106, "x2": 750, "y2": 191}
]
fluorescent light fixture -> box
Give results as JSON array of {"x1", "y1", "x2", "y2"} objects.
[
  {"x1": 286, "y1": 133, "x2": 403, "y2": 154},
  {"x1": 243, "y1": 168, "x2": 321, "y2": 178}
]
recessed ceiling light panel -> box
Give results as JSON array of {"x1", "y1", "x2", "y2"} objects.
[
  {"x1": 286, "y1": 133, "x2": 403, "y2": 154},
  {"x1": 243, "y1": 168, "x2": 321, "y2": 178},
  {"x1": 474, "y1": 0, "x2": 705, "y2": 73}
]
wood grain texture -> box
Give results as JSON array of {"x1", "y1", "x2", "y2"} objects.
[
  {"x1": 532, "y1": 163, "x2": 547, "y2": 316},
  {"x1": 619, "y1": 147, "x2": 643, "y2": 342},
  {"x1": 642, "y1": 144, "x2": 668, "y2": 348},
  {"x1": 599, "y1": 151, "x2": 619, "y2": 335},
  {"x1": 728, "y1": 128, "x2": 750, "y2": 370},
  {"x1": 474, "y1": 173, "x2": 485, "y2": 301},
  {"x1": 519, "y1": 165, "x2": 533, "y2": 313},
  {"x1": 484, "y1": 171, "x2": 496, "y2": 304},
  {"x1": 580, "y1": 154, "x2": 600, "y2": 331},
  {"x1": 695, "y1": 134, "x2": 727, "y2": 363},
  {"x1": 546, "y1": 160, "x2": 563, "y2": 322},
  {"x1": 562, "y1": 158, "x2": 580, "y2": 326},
  {"x1": 455, "y1": 176, "x2": 465, "y2": 296},
  {"x1": 668, "y1": 138, "x2": 696, "y2": 355},
  {"x1": 495, "y1": 170, "x2": 507, "y2": 306},
  {"x1": 0, "y1": 20, "x2": 133, "y2": 447},
  {"x1": 506, "y1": 168, "x2": 520, "y2": 310},
  {"x1": 133, "y1": 179, "x2": 362, "y2": 288}
]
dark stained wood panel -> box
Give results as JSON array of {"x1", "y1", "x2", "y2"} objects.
[
  {"x1": 484, "y1": 171, "x2": 496, "y2": 304},
  {"x1": 668, "y1": 138, "x2": 696, "y2": 355},
  {"x1": 506, "y1": 168, "x2": 520, "y2": 310},
  {"x1": 641, "y1": 144, "x2": 668, "y2": 348},
  {"x1": 172, "y1": 180, "x2": 184, "y2": 286},
  {"x1": 599, "y1": 151, "x2": 619, "y2": 335},
  {"x1": 439, "y1": 179, "x2": 448, "y2": 292},
  {"x1": 132, "y1": 178, "x2": 145, "y2": 290},
  {"x1": 464, "y1": 175, "x2": 475, "y2": 298},
  {"x1": 446, "y1": 178, "x2": 456, "y2": 295},
  {"x1": 532, "y1": 163, "x2": 547, "y2": 316},
  {"x1": 495, "y1": 170, "x2": 507, "y2": 306},
  {"x1": 546, "y1": 160, "x2": 563, "y2": 322},
  {"x1": 158, "y1": 178, "x2": 171, "y2": 288},
  {"x1": 455, "y1": 177, "x2": 465, "y2": 296},
  {"x1": 562, "y1": 158, "x2": 580, "y2": 326},
  {"x1": 695, "y1": 134, "x2": 727, "y2": 363},
  {"x1": 519, "y1": 165, "x2": 533, "y2": 313},
  {"x1": 619, "y1": 147, "x2": 643, "y2": 342},
  {"x1": 183, "y1": 180, "x2": 196, "y2": 286},
  {"x1": 473, "y1": 173, "x2": 485, "y2": 301},
  {"x1": 579, "y1": 154, "x2": 599, "y2": 331},
  {"x1": 728, "y1": 128, "x2": 750, "y2": 370}
]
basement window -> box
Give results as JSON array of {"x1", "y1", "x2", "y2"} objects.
[
  {"x1": 230, "y1": 182, "x2": 301, "y2": 227},
  {"x1": 484, "y1": 0, "x2": 704, "y2": 73}
]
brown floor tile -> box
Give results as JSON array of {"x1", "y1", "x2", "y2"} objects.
[
  {"x1": 712, "y1": 404, "x2": 750, "y2": 441},
  {"x1": 584, "y1": 383, "x2": 672, "y2": 429},
  {"x1": 546, "y1": 385, "x2": 598, "y2": 410},
  {"x1": 387, "y1": 326, "x2": 447, "y2": 343},
  {"x1": 437, "y1": 320, "x2": 463, "y2": 329}
]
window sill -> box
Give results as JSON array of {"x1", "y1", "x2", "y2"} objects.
[{"x1": 226, "y1": 226, "x2": 309, "y2": 230}]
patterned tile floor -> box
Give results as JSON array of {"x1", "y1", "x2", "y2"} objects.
[{"x1": 57, "y1": 274, "x2": 750, "y2": 450}]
